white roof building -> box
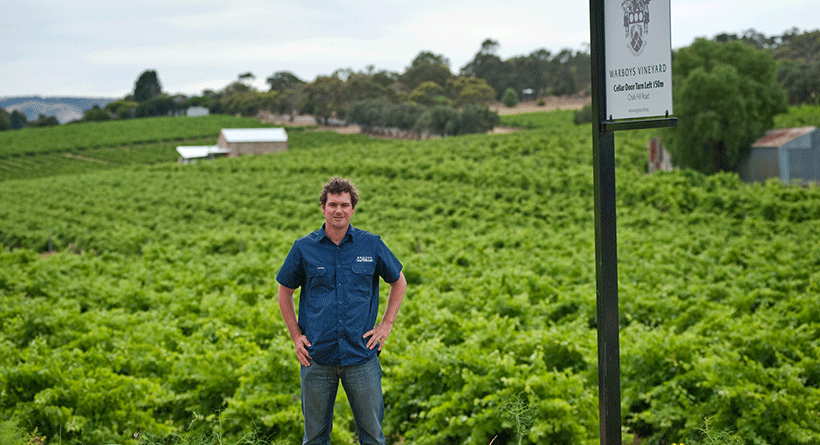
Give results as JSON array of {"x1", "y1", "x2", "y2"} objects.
[
  {"x1": 176, "y1": 127, "x2": 289, "y2": 163},
  {"x1": 186, "y1": 106, "x2": 210, "y2": 117},
  {"x1": 220, "y1": 128, "x2": 288, "y2": 143},
  {"x1": 175, "y1": 146, "x2": 230, "y2": 163},
  {"x1": 217, "y1": 128, "x2": 289, "y2": 156}
]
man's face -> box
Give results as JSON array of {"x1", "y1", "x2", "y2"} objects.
[{"x1": 322, "y1": 192, "x2": 355, "y2": 231}]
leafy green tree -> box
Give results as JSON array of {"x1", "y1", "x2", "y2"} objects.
[
  {"x1": 370, "y1": 70, "x2": 397, "y2": 89},
  {"x1": 413, "y1": 105, "x2": 459, "y2": 136},
  {"x1": 346, "y1": 98, "x2": 387, "y2": 130},
  {"x1": 9, "y1": 110, "x2": 27, "y2": 129},
  {"x1": 521, "y1": 49, "x2": 553, "y2": 97},
  {"x1": 29, "y1": 113, "x2": 60, "y2": 127},
  {"x1": 450, "y1": 105, "x2": 499, "y2": 135},
  {"x1": 133, "y1": 70, "x2": 162, "y2": 102},
  {"x1": 345, "y1": 72, "x2": 396, "y2": 102},
  {"x1": 778, "y1": 61, "x2": 820, "y2": 104},
  {"x1": 446, "y1": 76, "x2": 496, "y2": 106},
  {"x1": 411, "y1": 104, "x2": 499, "y2": 137},
  {"x1": 772, "y1": 28, "x2": 820, "y2": 62},
  {"x1": 713, "y1": 28, "x2": 779, "y2": 49},
  {"x1": 206, "y1": 75, "x2": 262, "y2": 115},
  {"x1": 135, "y1": 96, "x2": 177, "y2": 118},
  {"x1": 104, "y1": 99, "x2": 139, "y2": 119},
  {"x1": 502, "y1": 88, "x2": 519, "y2": 107},
  {"x1": 220, "y1": 79, "x2": 255, "y2": 96},
  {"x1": 266, "y1": 71, "x2": 304, "y2": 92},
  {"x1": 462, "y1": 39, "x2": 590, "y2": 98},
  {"x1": 265, "y1": 71, "x2": 306, "y2": 119},
  {"x1": 400, "y1": 51, "x2": 453, "y2": 91},
  {"x1": 666, "y1": 38, "x2": 788, "y2": 174},
  {"x1": 711, "y1": 28, "x2": 819, "y2": 105},
  {"x1": 217, "y1": 91, "x2": 287, "y2": 117},
  {"x1": 347, "y1": 98, "x2": 497, "y2": 137},
  {"x1": 186, "y1": 96, "x2": 214, "y2": 109},
  {"x1": 238, "y1": 72, "x2": 255, "y2": 83},
  {"x1": 461, "y1": 39, "x2": 505, "y2": 98},
  {"x1": 409, "y1": 81, "x2": 450, "y2": 106},
  {"x1": 548, "y1": 48, "x2": 590, "y2": 96},
  {"x1": 773, "y1": 29, "x2": 820, "y2": 104},
  {"x1": 381, "y1": 102, "x2": 423, "y2": 131},
  {"x1": 299, "y1": 75, "x2": 347, "y2": 124},
  {"x1": 83, "y1": 105, "x2": 112, "y2": 121},
  {"x1": 0, "y1": 107, "x2": 10, "y2": 131},
  {"x1": 502, "y1": 52, "x2": 544, "y2": 99}
]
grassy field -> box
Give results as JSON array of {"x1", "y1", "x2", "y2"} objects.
[
  {"x1": 1, "y1": 109, "x2": 819, "y2": 445},
  {"x1": 0, "y1": 115, "x2": 305, "y2": 181}
]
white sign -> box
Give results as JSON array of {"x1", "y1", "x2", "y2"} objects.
[{"x1": 605, "y1": 0, "x2": 673, "y2": 120}]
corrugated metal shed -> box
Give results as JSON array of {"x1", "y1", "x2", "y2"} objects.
[
  {"x1": 752, "y1": 127, "x2": 816, "y2": 148},
  {"x1": 739, "y1": 126, "x2": 820, "y2": 184}
]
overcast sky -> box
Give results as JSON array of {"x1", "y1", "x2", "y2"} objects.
[{"x1": 2, "y1": 0, "x2": 819, "y2": 98}]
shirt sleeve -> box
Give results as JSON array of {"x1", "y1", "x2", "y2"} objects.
[
  {"x1": 375, "y1": 237, "x2": 403, "y2": 284},
  {"x1": 276, "y1": 241, "x2": 305, "y2": 289}
]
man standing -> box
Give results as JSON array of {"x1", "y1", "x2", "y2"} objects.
[{"x1": 277, "y1": 177, "x2": 407, "y2": 445}]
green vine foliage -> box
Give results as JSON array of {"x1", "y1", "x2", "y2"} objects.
[{"x1": 1, "y1": 108, "x2": 819, "y2": 444}]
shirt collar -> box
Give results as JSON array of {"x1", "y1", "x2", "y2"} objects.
[{"x1": 319, "y1": 223, "x2": 355, "y2": 244}]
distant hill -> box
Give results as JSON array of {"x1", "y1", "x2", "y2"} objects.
[{"x1": 0, "y1": 96, "x2": 117, "y2": 124}]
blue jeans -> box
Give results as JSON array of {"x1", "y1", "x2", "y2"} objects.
[{"x1": 300, "y1": 356, "x2": 385, "y2": 445}]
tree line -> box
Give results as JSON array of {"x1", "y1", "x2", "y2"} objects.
[
  {"x1": 0, "y1": 30, "x2": 816, "y2": 136},
  {"x1": 0, "y1": 38, "x2": 592, "y2": 136}
]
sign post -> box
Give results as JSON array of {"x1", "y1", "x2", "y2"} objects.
[{"x1": 588, "y1": 0, "x2": 676, "y2": 444}]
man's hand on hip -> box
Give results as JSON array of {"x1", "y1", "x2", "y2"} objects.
[
  {"x1": 364, "y1": 321, "x2": 393, "y2": 351},
  {"x1": 293, "y1": 335, "x2": 312, "y2": 366}
]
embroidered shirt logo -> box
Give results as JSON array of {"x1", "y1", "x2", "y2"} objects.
[{"x1": 356, "y1": 256, "x2": 374, "y2": 263}]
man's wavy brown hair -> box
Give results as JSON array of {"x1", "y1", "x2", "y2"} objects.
[{"x1": 320, "y1": 177, "x2": 360, "y2": 208}]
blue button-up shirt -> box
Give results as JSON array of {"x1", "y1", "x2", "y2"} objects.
[{"x1": 276, "y1": 224, "x2": 403, "y2": 366}]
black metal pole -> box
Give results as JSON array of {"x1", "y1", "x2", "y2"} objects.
[{"x1": 589, "y1": 0, "x2": 622, "y2": 443}]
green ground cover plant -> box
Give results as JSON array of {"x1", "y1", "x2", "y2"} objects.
[{"x1": 1, "y1": 109, "x2": 819, "y2": 444}]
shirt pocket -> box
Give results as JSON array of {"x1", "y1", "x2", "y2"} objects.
[
  {"x1": 350, "y1": 262, "x2": 375, "y2": 296},
  {"x1": 306, "y1": 265, "x2": 332, "y2": 292}
]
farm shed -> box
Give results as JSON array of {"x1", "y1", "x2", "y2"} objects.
[
  {"x1": 217, "y1": 128, "x2": 289, "y2": 156},
  {"x1": 176, "y1": 146, "x2": 229, "y2": 164},
  {"x1": 738, "y1": 126, "x2": 820, "y2": 184}
]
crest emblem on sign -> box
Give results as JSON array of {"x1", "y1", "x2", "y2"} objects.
[{"x1": 622, "y1": 0, "x2": 651, "y2": 56}]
